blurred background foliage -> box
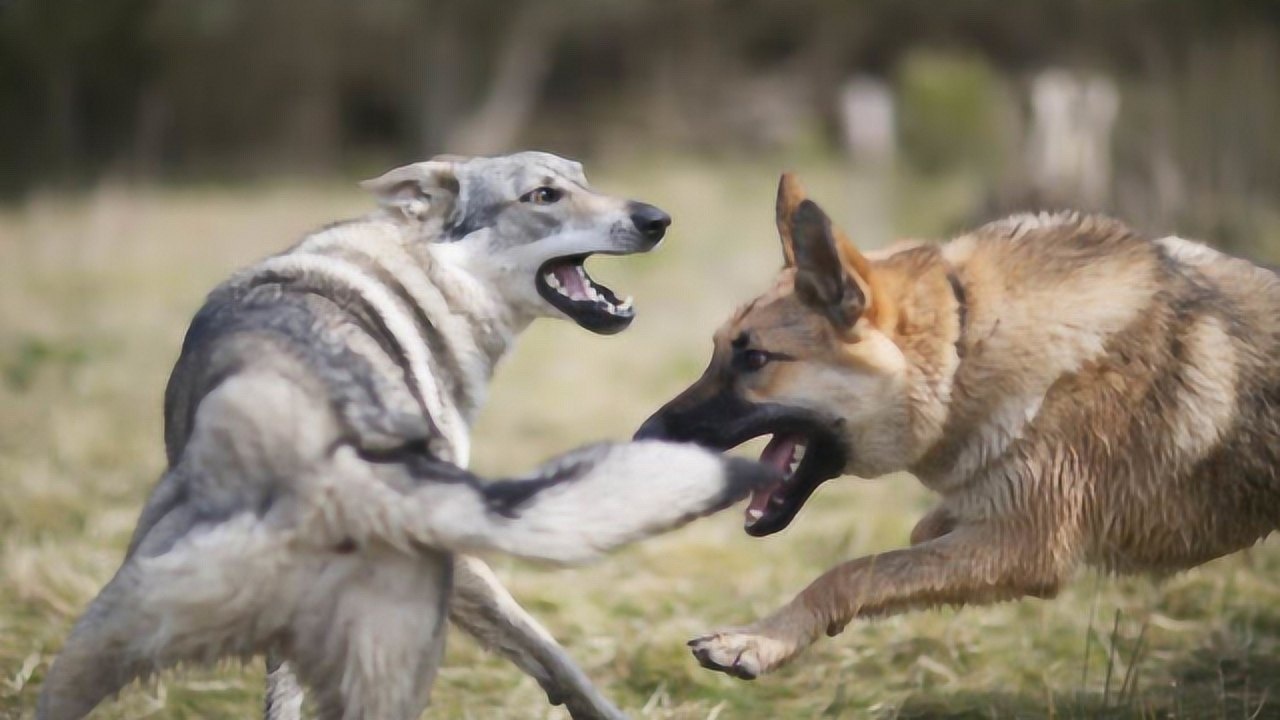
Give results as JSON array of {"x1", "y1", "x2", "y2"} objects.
[{"x1": 2, "y1": 0, "x2": 1280, "y2": 256}]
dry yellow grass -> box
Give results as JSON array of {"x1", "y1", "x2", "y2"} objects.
[{"x1": 3, "y1": 161, "x2": 1280, "y2": 719}]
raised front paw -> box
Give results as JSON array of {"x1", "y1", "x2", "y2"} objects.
[{"x1": 687, "y1": 628, "x2": 798, "y2": 680}]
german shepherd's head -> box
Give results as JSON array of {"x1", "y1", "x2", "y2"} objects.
[{"x1": 638, "y1": 174, "x2": 963, "y2": 536}]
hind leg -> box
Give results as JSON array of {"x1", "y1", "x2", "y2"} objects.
[
  {"x1": 264, "y1": 653, "x2": 304, "y2": 720},
  {"x1": 36, "y1": 565, "x2": 156, "y2": 720},
  {"x1": 450, "y1": 555, "x2": 625, "y2": 720},
  {"x1": 38, "y1": 511, "x2": 297, "y2": 720},
  {"x1": 39, "y1": 482, "x2": 199, "y2": 719},
  {"x1": 288, "y1": 549, "x2": 453, "y2": 720}
]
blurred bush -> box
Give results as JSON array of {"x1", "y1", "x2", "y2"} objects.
[{"x1": 895, "y1": 51, "x2": 1012, "y2": 179}]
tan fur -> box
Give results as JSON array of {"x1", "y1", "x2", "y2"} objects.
[{"x1": 676, "y1": 186, "x2": 1280, "y2": 679}]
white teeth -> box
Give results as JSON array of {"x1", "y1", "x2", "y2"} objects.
[
  {"x1": 786, "y1": 443, "x2": 807, "y2": 477},
  {"x1": 543, "y1": 265, "x2": 633, "y2": 316},
  {"x1": 747, "y1": 508, "x2": 764, "y2": 520}
]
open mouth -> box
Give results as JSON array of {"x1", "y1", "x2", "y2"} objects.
[
  {"x1": 734, "y1": 421, "x2": 846, "y2": 537},
  {"x1": 635, "y1": 398, "x2": 849, "y2": 537},
  {"x1": 536, "y1": 254, "x2": 635, "y2": 335}
]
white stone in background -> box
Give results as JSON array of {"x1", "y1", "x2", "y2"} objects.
[
  {"x1": 837, "y1": 77, "x2": 896, "y2": 249},
  {"x1": 1028, "y1": 70, "x2": 1120, "y2": 209},
  {"x1": 838, "y1": 77, "x2": 897, "y2": 169}
]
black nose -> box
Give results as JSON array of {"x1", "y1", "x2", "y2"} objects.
[{"x1": 628, "y1": 202, "x2": 671, "y2": 244}]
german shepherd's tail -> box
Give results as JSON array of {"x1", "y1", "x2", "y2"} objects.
[{"x1": 365, "y1": 440, "x2": 777, "y2": 564}]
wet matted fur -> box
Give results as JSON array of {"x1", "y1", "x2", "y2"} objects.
[{"x1": 638, "y1": 173, "x2": 1280, "y2": 680}]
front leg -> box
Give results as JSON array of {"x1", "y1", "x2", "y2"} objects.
[
  {"x1": 450, "y1": 555, "x2": 626, "y2": 720},
  {"x1": 690, "y1": 522, "x2": 1073, "y2": 679}
]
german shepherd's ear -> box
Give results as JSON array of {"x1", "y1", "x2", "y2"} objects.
[
  {"x1": 791, "y1": 199, "x2": 880, "y2": 336},
  {"x1": 775, "y1": 173, "x2": 808, "y2": 267}
]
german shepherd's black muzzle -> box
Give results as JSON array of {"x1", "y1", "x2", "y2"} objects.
[{"x1": 636, "y1": 363, "x2": 847, "y2": 536}]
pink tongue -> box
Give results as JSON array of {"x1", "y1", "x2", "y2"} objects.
[
  {"x1": 746, "y1": 435, "x2": 798, "y2": 521},
  {"x1": 552, "y1": 264, "x2": 589, "y2": 300}
]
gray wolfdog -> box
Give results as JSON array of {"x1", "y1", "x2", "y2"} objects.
[
  {"x1": 638, "y1": 173, "x2": 1280, "y2": 680},
  {"x1": 37, "y1": 152, "x2": 775, "y2": 720}
]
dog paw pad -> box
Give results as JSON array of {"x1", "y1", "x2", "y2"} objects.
[{"x1": 687, "y1": 631, "x2": 779, "y2": 680}]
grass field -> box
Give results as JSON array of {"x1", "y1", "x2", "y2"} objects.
[{"x1": 3, "y1": 160, "x2": 1280, "y2": 719}]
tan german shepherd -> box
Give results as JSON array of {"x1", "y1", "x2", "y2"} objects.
[{"x1": 636, "y1": 173, "x2": 1280, "y2": 680}]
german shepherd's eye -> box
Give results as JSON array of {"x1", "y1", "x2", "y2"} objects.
[
  {"x1": 736, "y1": 349, "x2": 771, "y2": 373},
  {"x1": 521, "y1": 186, "x2": 564, "y2": 205}
]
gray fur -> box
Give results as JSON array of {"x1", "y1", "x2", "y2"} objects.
[{"x1": 37, "y1": 152, "x2": 772, "y2": 720}]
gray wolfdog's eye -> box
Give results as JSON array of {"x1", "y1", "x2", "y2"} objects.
[{"x1": 520, "y1": 187, "x2": 564, "y2": 205}]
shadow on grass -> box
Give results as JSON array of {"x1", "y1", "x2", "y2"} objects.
[{"x1": 890, "y1": 640, "x2": 1280, "y2": 720}]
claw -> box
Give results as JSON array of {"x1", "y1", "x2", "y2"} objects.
[
  {"x1": 727, "y1": 651, "x2": 757, "y2": 680},
  {"x1": 689, "y1": 634, "x2": 758, "y2": 679}
]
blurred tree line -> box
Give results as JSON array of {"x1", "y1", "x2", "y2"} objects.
[{"x1": 1, "y1": 0, "x2": 1278, "y2": 250}]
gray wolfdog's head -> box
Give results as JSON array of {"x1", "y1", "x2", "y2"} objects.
[{"x1": 362, "y1": 151, "x2": 670, "y2": 334}]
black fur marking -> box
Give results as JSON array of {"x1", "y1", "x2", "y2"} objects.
[
  {"x1": 255, "y1": 484, "x2": 278, "y2": 518},
  {"x1": 357, "y1": 437, "x2": 432, "y2": 462},
  {"x1": 443, "y1": 190, "x2": 503, "y2": 240},
  {"x1": 354, "y1": 258, "x2": 476, "y2": 411},
  {"x1": 360, "y1": 440, "x2": 476, "y2": 485},
  {"x1": 245, "y1": 273, "x2": 446, "y2": 450},
  {"x1": 362, "y1": 439, "x2": 592, "y2": 519},
  {"x1": 946, "y1": 269, "x2": 969, "y2": 358},
  {"x1": 482, "y1": 476, "x2": 570, "y2": 519},
  {"x1": 443, "y1": 212, "x2": 488, "y2": 241},
  {"x1": 482, "y1": 447, "x2": 605, "y2": 518},
  {"x1": 168, "y1": 278, "x2": 441, "y2": 461}
]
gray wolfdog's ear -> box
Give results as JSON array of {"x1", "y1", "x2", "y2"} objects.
[
  {"x1": 361, "y1": 159, "x2": 461, "y2": 221},
  {"x1": 790, "y1": 199, "x2": 868, "y2": 334}
]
